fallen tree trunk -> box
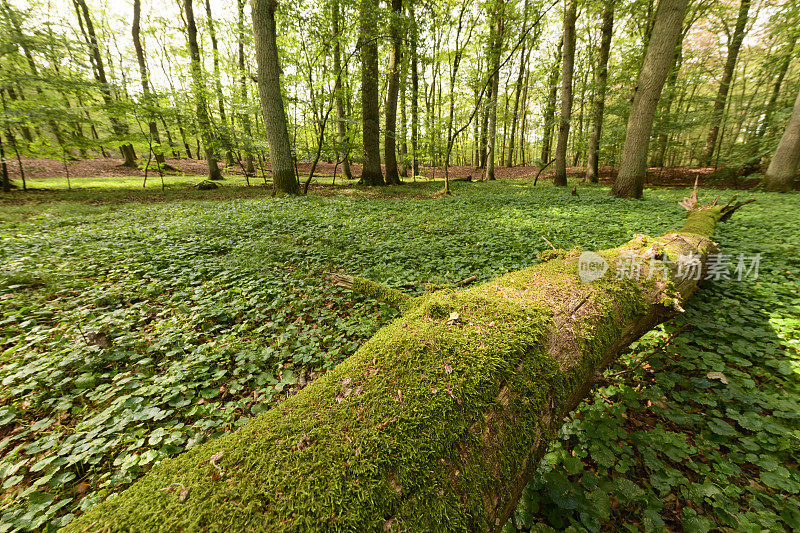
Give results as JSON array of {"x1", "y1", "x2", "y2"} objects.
[{"x1": 65, "y1": 190, "x2": 750, "y2": 533}]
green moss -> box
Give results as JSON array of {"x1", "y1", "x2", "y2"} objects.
[
  {"x1": 677, "y1": 208, "x2": 724, "y2": 237},
  {"x1": 423, "y1": 282, "x2": 452, "y2": 293},
  {"x1": 64, "y1": 209, "x2": 723, "y2": 532},
  {"x1": 349, "y1": 277, "x2": 416, "y2": 313},
  {"x1": 537, "y1": 248, "x2": 568, "y2": 262}
]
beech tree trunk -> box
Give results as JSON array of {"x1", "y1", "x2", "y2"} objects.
[
  {"x1": 506, "y1": 0, "x2": 530, "y2": 168},
  {"x1": 612, "y1": 0, "x2": 687, "y2": 199},
  {"x1": 205, "y1": 0, "x2": 235, "y2": 167},
  {"x1": 585, "y1": 0, "x2": 615, "y2": 183},
  {"x1": 410, "y1": 3, "x2": 419, "y2": 177},
  {"x1": 183, "y1": 0, "x2": 223, "y2": 181},
  {"x1": 540, "y1": 38, "x2": 562, "y2": 166},
  {"x1": 252, "y1": 0, "x2": 299, "y2": 194},
  {"x1": 519, "y1": 69, "x2": 530, "y2": 166},
  {"x1": 651, "y1": 46, "x2": 683, "y2": 169},
  {"x1": 384, "y1": 0, "x2": 403, "y2": 185},
  {"x1": 764, "y1": 84, "x2": 800, "y2": 192},
  {"x1": 131, "y1": 0, "x2": 165, "y2": 166},
  {"x1": 73, "y1": 0, "x2": 137, "y2": 166},
  {"x1": 554, "y1": 0, "x2": 576, "y2": 187},
  {"x1": 483, "y1": 0, "x2": 504, "y2": 181},
  {"x1": 700, "y1": 0, "x2": 751, "y2": 167},
  {"x1": 332, "y1": 0, "x2": 352, "y2": 179},
  {"x1": 747, "y1": 32, "x2": 797, "y2": 171},
  {"x1": 360, "y1": 0, "x2": 385, "y2": 186},
  {"x1": 479, "y1": 80, "x2": 491, "y2": 169},
  {"x1": 237, "y1": 0, "x2": 256, "y2": 175},
  {"x1": 399, "y1": 59, "x2": 409, "y2": 177},
  {"x1": 0, "y1": 132, "x2": 9, "y2": 192},
  {"x1": 64, "y1": 190, "x2": 750, "y2": 533}
]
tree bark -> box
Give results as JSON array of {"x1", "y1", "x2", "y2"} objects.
[
  {"x1": 650, "y1": 46, "x2": 682, "y2": 168},
  {"x1": 205, "y1": 0, "x2": 235, "y2": 167},
  {"x1": 746, "y1": 32, "x2": 797, "y2": 172},
  {"x1": 64, "y1": 191, "x2": 750, "y2": 533},
  {"x1": 131, "y1": 0, "x2": 166, "y2": 166},
  {"x1": 410, "y1": 3, "x2": 419, "y2": 177},
  {"x1": 483, "y1": 0, "x2": 504, "y2": 181},
  {"x1": 384, "y1": 0, "x2": 403, "y2": 185},
  {"x1": 252, "y1": 0, "x2": 299, "y2": 194},
  {"x1": 359, "y1": 0, "x2": 385, "y2": 185},
  {"x1": 554, "y1": 0, "x2": 577, "y2": 186},
  {"x1": 764, "y1": 84, "x2": 800, "y2": 192},
  {"x1": 612, "y1": 0, "x2": 688, "y2": 199},
  {"x1": 519, "y1": 69, "x2": 530, "y2": 166},
  {"x1": 506, "y1": 0, "x2": 529, "y2": 168},
  {"x1": 399, "y1": 57, "x2": 409, "y2": 177},
  {"x1": 479, "y1": 80, "x2": 491, "y2": 169},
  {"x1": 540, "y1": 38, "x2": 562, "y2": 166},
  {"x1": 700, "y1": 0, "x2": 751, "y2": 167},
  {"x1": 183, "y1": 0, "x2": 224, "y2": 181},
  {"x1": 73, "y1": 0, "x2": 137, "y2": 167},
  {"x1": 585, "y1": 0, "x2": 615, "y2": 183},
  {"x1": 331, "y1": 0, "x2": 353, "y2": 180},
  {"x1": 237, "y1": 0, "x2": 256, "y2": 175},
  {"x1": 0, "y1": 131, "x2": 9, "y2": 192}
]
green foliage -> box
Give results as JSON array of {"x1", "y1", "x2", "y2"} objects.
[
  {"x1": 511, "y1": 188, "x2": 800, "y2": 531},
  {"x1": 0, "y1": 180, "x2": 798, "y2": 530}
]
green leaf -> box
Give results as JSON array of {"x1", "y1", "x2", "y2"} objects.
[{"x1": 707, "y1": 418, "x2": 738, "y2": 437}]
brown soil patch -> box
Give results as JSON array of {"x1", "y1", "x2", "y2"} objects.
[{"x1": 6, "y1": 157, "x2": 765, "y2": 190}]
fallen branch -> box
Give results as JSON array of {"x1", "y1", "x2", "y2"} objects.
[
  {"x1": 533, "y1": 158, "x2": 556, "y2": 186},
  {"x1": 66, "y1": 191, "x2": 751, "y2": 533}
]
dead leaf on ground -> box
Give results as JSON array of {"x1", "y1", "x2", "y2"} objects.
[{"x1": 706, "y1": 371, "x2": 728, "y2": 384}]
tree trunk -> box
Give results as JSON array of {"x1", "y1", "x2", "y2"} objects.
[
  {"x1": 399, "y1": 58, "x2": 409, "y2": 178},
  {"x1": 205, "y1": 0, "x2": 235, "y2": 167},
  {"x1": 554, "y1": 0, "x2": 577, "y2": 186},
  {"x1": 612, "y1": 0, "x2": 688, "y2": 199},
  {"x1": 2, "y1": 87, "x2": 32, "y2": 143},
  {"x1": 410, "y1": 3, "x2": 419, "y2": 177},
  {"x1": 479, "y1": 81, "x2": 491, "y2": 169},
  {"x1": 519, "y1": 69, "x2": 530, "y2": 166},
  {"x1": 332, "y1": 0, "x2": 353, "y2": 180},
  {"x1": 359, "y1": 0, "x2": 385, "y2": 186},
  {"x1": 252, "y1": 0, "x2": 299, "y2": 194},
  {"x1": 73, "y1": 0, "x2": 137, "y2": 167},
  {"x1": 159, "y1": 116, "x2": 179, "y2": 158},
  {"x1": 183, "y1": 0, "x2": 224, "y2": 181},
  {"x1": 747, "y1": 32, "x2": 797, "y2": 172},
  {"x1": 237, "y1": 0, "x2": 256, "y2": 175},
  {"x1": 506, "y1": 0, "x2": 530, "y2": 168},
  {"x1": 483, "y1": 0, "x2": 504, "y2": 182},
  {"x1": 540, "y1": 38, "x2": 562, "y2": 166},
  {"x1": 585, "y1": 0, "x2": 615, "y2": 183},
  {"x1": 132, "y1": 0, "x2": 166, "y2": 166},
  {"x1": 700, "y1": 0, "x2": 751, "y2": 167},
  {"x1": 0, "y1": 131, "x2": 9, "y2": 192},
  {"x1": 651, "y1": 46, "x2": 683, "y2": 168},
  {"x1": 764, "y1": 85, "x2": 800, "y2": 192},
  {"x1": 64, "y1": 191, "x2": 750, "y2": 533},
  {"x1": 6, "y1": 4, "x2": 70, "y2": 155},
  {"x1": 384, "y1": 0, "x2": 403, "y2": 185}
]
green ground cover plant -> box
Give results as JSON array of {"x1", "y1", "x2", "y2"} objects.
[{"x1": 0, "y1": 180, "x2": 798, "y2": 531}]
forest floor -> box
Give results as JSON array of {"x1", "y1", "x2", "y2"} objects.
[
  {"x1": 0, "y1": 177, "x2": 798, "y2": 532},
  {"x1": 4, "y1": 157, "x2": 765, "y2": 191}
]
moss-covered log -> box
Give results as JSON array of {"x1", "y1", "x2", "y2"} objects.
[{"x1": 64, "y1": 193, "x2": 750, "y2": 533}]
